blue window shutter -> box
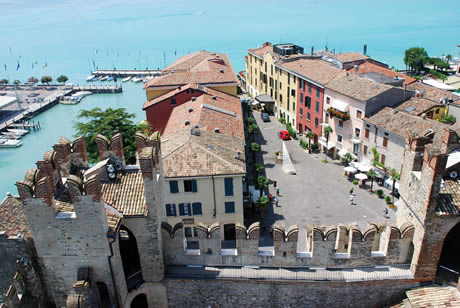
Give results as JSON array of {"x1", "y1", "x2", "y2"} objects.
[
  {"x1": 192, "y1": 202, "x2": 202, "y2": 215},
  {"x1": 169, "y1": 181, "x2": 179, "y2": 193},
  {"x1": 171, "y1": 204, "x2": 176, "y2": 216},
  {"x1": 225, "y1": 201, "x2": 235, "y2": 213},
  {"x1": 179, "y1": 203, "x2": 185, "y2": 216},
  {"x1": 165, "y1": 204, "x2": 171, "y2": 216},
  {"x1": 192, "y1": 180, "x2": 197, "y2": 192},
  {"x1": 224, "y1": 178, "x2": 233, "y2": 196}
]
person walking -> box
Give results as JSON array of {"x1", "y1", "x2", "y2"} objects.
[
  {"x1": 276, "y1": 187, "x2": 280, "y2": 196},
  {"x1": 349, "y1": 193, "x2": 354, "y2": 205},
  {"x1": 273, "y1": 196, "x2": 279, "y2": 207},
  {"x1": 273, "y1": 180, "x2": 277, "y2": 188}
]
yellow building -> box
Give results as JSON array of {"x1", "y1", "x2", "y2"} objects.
[
  {"x1": 144, "y1": 50, "x2": 239, "y2": 101},
  {"x1": 246, "y1": 43, "x2": 302, "y2": 127}
]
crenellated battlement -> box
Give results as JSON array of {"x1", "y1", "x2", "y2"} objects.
[{"x1": 160, "y1": 220, "x2": 415, "y2": 268}]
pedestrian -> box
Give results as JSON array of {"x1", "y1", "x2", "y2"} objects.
[
  {"x1": 273, "y1": 196, "x2": 279, "y2": 207},
  {"x1": 383, "y1": 208, "x2": 389, "y2": 218},
  {"x1": 349, "y1": 187, "x2": 354, "y2": 195},
  {"x1": 349, "y1": 193, "x2": 354, "y2": 205},
  {"x1": 276, "y1": 187, "x2": 280, "y2": 196},
  {"x1": 273, "y1": 180, "x2": 277, "y2": 188}
]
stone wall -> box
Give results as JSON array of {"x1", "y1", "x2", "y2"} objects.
[
  {"x1": 164, "y1": 278, "x2": 422, "y2": 308},
  {"x1": 0, "y1": 234, "x2": 27, "y2": 304}
]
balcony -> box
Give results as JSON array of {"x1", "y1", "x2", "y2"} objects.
[{"x1": 327, "y1": 107, "x2": 350, "y2": 121}]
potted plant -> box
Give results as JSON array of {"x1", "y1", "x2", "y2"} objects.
[
  {"x1": 352, "y1": 179, "x2": 359, "y2": 185},
  {"x1": 385, "y1": 196, "x2": 392, "y2": 204},
  {"x1": 376, "y1": 189, "x2": 384, "y2": 199}
]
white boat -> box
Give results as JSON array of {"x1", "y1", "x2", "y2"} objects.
[
  {"x1": 0, "y1": 138, "x2": 22, "y2": 148},
  {"x1": 2, "y1": 131, "x2": 23, "y2": 138},
  {"x1": 86, "y1": 75, "x2": 96, "y2": 81},
  {"x1": 100, "y1": 76, "x2": 109, "y2": 81},
  {"x1": 60, "y1": 96, "x2": 81, "y2": 105},
  {"x1": 122, "y1": 76, "x2": 132, "y2": 82},
  {"x1": 72, "y1": 91, "x2": 92, "y2": 99},
  {"x1": 132, "y1": 76, "x2": 143, "y2": 83},
  {"x1": 7, "y1": 129, "x2": 28, "y2": 136}
]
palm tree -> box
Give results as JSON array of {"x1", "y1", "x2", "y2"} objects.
[
  {"x1": 367, "y1": 169, "x2": 378, "y2": 192},
  {"x1": 254, "y1": 163, "x2": 264, "y2": 174},
  {"x1": 305, "y1": 131, "x2": 314, "y2": 153},
  {"x1": 248, "y1": 123, "x2": 259, "y2": 142},
  {"x1": 250, "y1": 142, "x2": 260, "y2": 165},
  {"x1": 390, "y1": 168, "x2": 401, "y2": 203},
  {"x1": 257, "y1": 175, "x2": 269, "y2": 198},
  {"x1": 323, "y1": 126, "x2": 333, "y2": 162},
  {"x1": 341, "y1": 153, "x2": 353, "y2": 165},
  {"x1": 257, "y1": 195, "x2": 270, "y2": 217}
]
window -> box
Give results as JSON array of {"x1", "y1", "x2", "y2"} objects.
[
  {"x1": 171, "y1": 98, "x2": 176, "y2": 106},
  {"x1": 326, "y1": 97, "x2": 330, "y2": 104},
  {"x1": 184, "y1": 227, "x2": 198, "y2": 238},
  {"x1": 356, "y1": 110, "x2": 362, "y2": 119},
  {"x1": 294, "y1": 75, "x2": 296, "y2": 82},
  {"x1": 300, "y1": 93, "x2": 304, "y2": 104},
  {"x1": 186, "y1": 89, "x2": 190, "y2": 94},
  {"x1": 354, "y1": 128, "x2": 361, "y2": 137},
  {"x1": 308, "y1": 83, "x2": 312, "y2": 93},
  {"x1": 280, "y1": 82, "x2": 282, "y2": 90},
  {"x1": 192, "y1": 202, "x2": 202, "y2": 215},
  {"x1": 287, "y1": 100, "x2": 290, "y2": 111},
  {"x1": 337, "y1": 134, "x2": 343, "y2": 143},
  {"x1": 165, "y1": 203, "x2": 176, "y2": 216},
  {"x1": 179, "y1": 203, "x2": 191, "y2": 216},
  {"x1": 280, "y1": 94, "x2": 283, "y2": 103},
  {"x1": 307, "y1": 112, "x2": 311, "y2": 121},
  {"x1": 169, "y1": 181, "x2": 179, "y2": 193},
  {"x1": 380, "y1": 154, "x2": 386, "y2": 165},
  {"x1": 383, "y1": 137, "x2": 388, "y2": 148},
  {"x1": 365, "y1": 128, "x2": 370, "y2": 139},
  {"x1": 300, "y1": 108, "x2": 303, "y2": 116},
  {"x1": 184, "y1": 179, "x2": 197, "y2": 192},
  {"x1": 265, "y1": 62, "x2": 267, "y2": 72},
  {"x1": 316, "y1": 87, "x2": 320, "y2": 98},
  {"x1": 288, "y1": 73, "x2": 290, "y2": 84},
  {"x1": 224, "y1": 178, "x2": 233, "y2": 196},
  {"x1": 280, "y1": 70, "x2": 282, "y2": 76},
  {"x1": 353, "y1": 144, "x2": 359, "y2": 155},
  {"x1": 306, "y1": 96, "x2": 311, "y2": 108},
  {"x1": 275, "y1": 80, "x2": 278, "y2": 90},
  {"x1": 435, "y1": 109, "x2": 440, "y2": 114},
  {"x1": 315, "y1": 101, "x2": 320, "y2": 112},
  {"x1": 291, "y1": 89, "x2": 296, "y2": 97},
  {"x1": 338, "y1": 120, "x2": 344, "y2": 129},
  {"x1": 363, "y1": 145, "x2": 368, "y2": 155},
  {"x1": 225, "y1": 201, "x2": 235, "y2": 213},
  {"x1": 315, "y1": 118, "x2": 318, "y2": 127},
  {"x1": 271, "y1": 64, "x2": 273, "y2": 75},
  {"x1": 293, "y1": 102, "x2": 296, "y2": 112}
]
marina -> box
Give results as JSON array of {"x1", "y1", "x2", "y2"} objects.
[{"x1": 91, "y1": 69, "x2": 162, "y2": 78}]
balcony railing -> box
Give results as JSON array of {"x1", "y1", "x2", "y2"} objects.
[{"x1": 327, "y1": 108, "x2": 350, "y2": 121}]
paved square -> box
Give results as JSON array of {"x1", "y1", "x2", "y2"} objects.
[{"x1": 252, "y1": 111, "x2": 396, "y2": 232}]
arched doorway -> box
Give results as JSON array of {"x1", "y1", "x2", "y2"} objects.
[
  {"x1": 119, "y1": 225, "x2": 144, "y2": 291},
  {"x1": 130, "y1": 293, "x2": 148, "y2": 308},
  {"x1": 437, "y1": 223, "x2": 460, "y2": 284},
  {"x1": 95, "y1": 282, "x2": 111, "y2": 308},
  {"x1": 222, "y1": 224, "x2": 236, "y2": 249}
]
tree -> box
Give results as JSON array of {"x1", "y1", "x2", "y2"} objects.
[
  {"x1": 257, "y1": 175, "x2": 269, "y2": 198},
  {"x1": 13, "y1": 80, "x2": 20, "y2": 85},
  {"x1": 323, "y1": 126, "x2": 333, "y2": 162},
  {"x1": 41, "y1": 75, "x2": 52, "y2": 84},
  {"x1": 254, "y1": 163, "x2": 264, "y2": 174},
  {"x1": 248, "y1": 123, "x2": 259, "y2": 141},
  {"x1": 250, "y1": 142, "x2": 260, "y2": 167},
  {"x1": 440, "y1": 114, "x2": 456, "y2": 124},
  {"x1": 341, "y1": 152, "x2": 353, "y2": 165},
  {"x1": 446, "y1": 54, "x2": 452, "y2": 63},
  {"x1": 390, "y1": 168, "x2": 400, "y2": 203},
  {"x1": 247, "y1": 117, "x2": 255, "y2": 125},
  {"x1": 56, "y1": 75, "x2": 68, "y2": 84},
  {"x1": 74, "y1": 107, "x2": 140, "y2": 164},
  {"x1": 27, "y1": 77, "x2": 39, "y2": 84},
  {"x1": 0, "y1": 79, "x2": 8, "y2": 85},
  {"x1": 404, "y1": 47, "x2": 428, "y2": 75},
  {"x1": 257, "y1": 195, "x2": 270, "y2": 217},
  {"x1": 367, "y1": 169, "x2": 378, "y2": 192},
  {"x1": 305, "y1": 131, "x2": 314, "y2": 153}
]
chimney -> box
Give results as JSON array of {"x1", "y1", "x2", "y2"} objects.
[
  {"x1": 212, "y1": 96, "x2": 217, "y2": 100},
  {"x1": 219, "y1": 69, "x2": 224, "y2": 73},
  {"x1": 363, "y1": 44, "x2": 367, "y2": 55},
  {"x1": 191, "y1": 97, "x2": 196, "y2": 101},
  {"x1": 353, "y1": 65, "x2": 359, "y2": 75}
]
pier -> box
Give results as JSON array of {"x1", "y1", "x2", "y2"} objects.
[
  {"x1": 92, "y1": 69, "x2": 163, "y2": 78},
  {"x1": 73, "y1": 85, "x2": 122, "y2": 93}
]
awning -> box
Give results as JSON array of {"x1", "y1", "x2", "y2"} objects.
[
  {"x1": 385, "y1": 178, "x2": 400, "y2": 190},
  {"x1": 318, "y1": 138, "x2": 335, "y2": 150},
  {"x1": 332, "y1": 100, "x2": 349, "y2": 113}
]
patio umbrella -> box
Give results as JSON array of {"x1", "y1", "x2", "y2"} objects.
[
  {"x1": 358, "y1": 165, "x2": 372, "y2": 173},
  {"x1": 355, "y1": 173, "x2": 368, "y2": 180},
  {"x1": 344, "y1": 166, "x2": 357, "y2": 173}
]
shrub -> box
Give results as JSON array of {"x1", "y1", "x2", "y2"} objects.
[
  {"x1": 299, "y1": 139, "x2": 308, "y2": 149},
  {"x1": 440, "y1": 114, "x2": 456, "y2": 124},
  {"x1": 279, "y1": 117, "x2": 286, "y2": 124},
  {"x1": 287, "y1": 126, "x2": 296, "y2": 139},
  {"x1": 311, "y1": 143, "x2": 319, "y2": 151},
  {"x1": 385, "y1": 196, "x2": 392, "y2": 204},
  {"x1": 376, "y1": 189, "x2": 384, "y2": 198},
  {"x1": 352, "y1": 180, "x2": 359, "y2": 185}
]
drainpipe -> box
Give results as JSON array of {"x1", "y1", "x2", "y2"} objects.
[
  {"x1": 212, "y1": 175, "x2": 217, "y2": 218},
  {"x1": 108, "y1": 237, "x2": 121, "y2": 308}
]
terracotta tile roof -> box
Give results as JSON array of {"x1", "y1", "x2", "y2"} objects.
[
  {"x1": 0, "y1": 195, "x2": 30, "y2": 239},
  {"x1": 405, "y1": 286, "x2": 460, "y2": 307},
  {"x1": 396, "y1": 97, "x2": 442, "y2": 115},
  {"x1": 104, "y1": 204, "x2": 123, "y2": 235},
  {"x1": 143, "y1": 83, "x2": 203, "y2": 110},
  {"x1": 407, "y1": 82, "x2": 457, "y2": 103},
  {"x1": 326, "y1": 73, "x2": 392, "y2": 101},
  {"x1": 248, "y1": 45, "x2": 273, "y2": 58},
  {"x1": 328, "y1": 52, "x2": 369, "y2": 63},
  {"x1": 364, "y1": 107, "x2": 450, "y2": 138},
  {"x1": 437, "y1": 178, "x2": 460, "y2": 216},
  {"x1": 161, "y1": 129, "x2": 245, "y2": 178},
  {"x1": 347, "y1": 62, "x2": 416, "y2": 86},
  {"x1": 144, "y1": 51, "x2": 238, "y2": 89},
  {"x1": 279, "y1": 59, "x2": 343, "y2": 85},
  {"x1": 163, "y1": 87, "x2": 244, "y2": 138},
  {"x1": 101, "y1": 170, "x2": 147, "y2": 216}
]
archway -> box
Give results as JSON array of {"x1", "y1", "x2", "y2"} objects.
[
  {"x1": 130, "y1": 293, "x2": 148, "y2": 308},
  {"x1": 119, "y1": 225, "x2": 144, "y2": 291},
  {"x1": 95, "y1": 282, "x2": 111, "y2": 308},
  {"x1": 437, "y1": 223, "x2": 460, "y2": 284},
  {"x1": 222, "y1": 224, "x2": 236, "y2": 249}
]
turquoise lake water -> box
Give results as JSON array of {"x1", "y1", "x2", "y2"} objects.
[{"x1": 0, "y1": 0, "x2": 459, "y2": 195}]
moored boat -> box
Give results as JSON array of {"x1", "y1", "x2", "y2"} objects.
[
  {"x1": 7, "y1": 129, "x2": 28, "y2": 137},
  {"x1": 86, "y1": 75, "x2": 96, "y2": 81},
  {"x1": 122, "y1": 76, "x2": 132, "y2": 82},
  {"x1": 100, "y1": 76, "x2": 109, "y2": 81},
  {"x1": 107, "y1": 76, "x2": 114, "y2": 81},
  {"x1": 60, "y1": 96, "x2": 81, "y2": 105},
  {"x1": 132, "y1": 75, "x2": 143, "y2": 83},
  {"x1": 0, "y1": 138, "x2": 22, "y2": 148}
]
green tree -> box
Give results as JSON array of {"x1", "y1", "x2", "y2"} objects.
[
  {"x1": 248, "y1": 123, "x2": 259, "y2": 141},
  {"x1": 13, "y1": 80, "x2": 20, "y2": 85},
  {"x1": 440, "y1": 114, "x2": 456, "y2": 124},
  {"x1": 390, "y1": 168, "x2": 400, "y2": 203},
  {"x1": 257, "y1": 175, "x2": 269, "y2": 198},
  {"x1": 257, "y1": 195, "x2": 270, "y2": 217},
  {"x1": 254, "y1": 163, "x2": 264, "y2": 174},
  {"x1": 341, "y1": 152, "x2": 353, "y2": 165},
  {"x1": 367, "y1": 169, "x2": 378, "y2": 192},
  {"x1": 27, "y1": 77, "x2": 39, "y2": 84},
  {"x1": 74, "y1": 107, "x2": 139, "y2": 164},
  {"x1": 0, "y1": 79, "x2": 8, "y2": 85},
  {"x1": 404, "y1": 47, "x2": 428, "y2": 74},
  {"x1": 323, "y1": 126, "x2": 333, "y2": 162},
  {"x1": 56, "y1": 75, "x2": 68, "y2": 84},
  {"x1": 446, "y1": 54, "x2": 452, "y2": 63},
  {"x1": 250, "y1": 142, "x2": 260, "y2": 165},
  {"x1": 305, "y1": 131, "x2": 314, "y2": 153},
  {"x1": 41, "y1": 75, "x2": 52, "y2": 84},
  {"x1": 247, "y1": 117, "x2": 255, "y2": 125}
]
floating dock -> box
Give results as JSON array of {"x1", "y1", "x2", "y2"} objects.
[
  {"x1": 92, "y1": 69, "x2": 163, "y2": 78},
  {"x1": 72, "y1": 85, "x2": 122, "y2": 93}
]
